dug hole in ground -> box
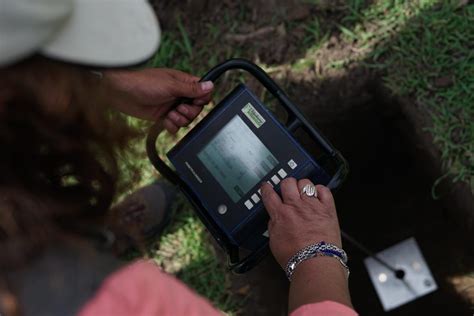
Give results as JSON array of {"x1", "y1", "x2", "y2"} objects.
[{"x1": 222, "y1": 68, "x2": 473, "y2": 316}]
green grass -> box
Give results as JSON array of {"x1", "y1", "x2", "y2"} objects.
[
  {"x1": 293, "y1": 0, "x2": 473, "y2": 192},
  {"x1": 154, "y1": 200, "x2": 240, "y2": 314},
  {"x1": 381, "y1": 2, "x2": 474, "y2": 192},
  {"x1": 150, "y1": 33, "x2": 194, "y2": 73},
  {"x1": 350, "y1": 0, "x2": 473, "y2": 191}
]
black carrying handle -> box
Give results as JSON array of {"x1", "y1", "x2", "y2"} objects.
[
  {"x1": 147, "y1": 59, "x2": 348, "y2": 187},
  {"x1": 146, "y1": 59, "x2": 349, "y2": 273}
]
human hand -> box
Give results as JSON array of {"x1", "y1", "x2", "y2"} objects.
[
  {"x1": 103, "y1": 68, "x2": 213, "y2": 133},
  {"x1": 260, "y1": 178, "x2": 342, "y2": 269}
]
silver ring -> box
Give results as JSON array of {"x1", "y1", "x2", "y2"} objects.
[{"x1": 301, "y1": 184, "x2": 317, "y2": 198}]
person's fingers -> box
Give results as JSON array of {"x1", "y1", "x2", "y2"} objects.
[
  {"x1": 280, "y1": 178, "x2": 300, "y2": 204},
  {"x1": 260, "y1": 182, "x2": 282, "y2": 220},
  {"x1": 167, "y1": 69, "x2": 200, "y2": 83},
  {"x1": 193, "y1": 92, "x2": 212, "y2": 106},
  {"x1": 296, "y1": 178, "x2": 314, "y2": 192},
  {"x1": 177, "y1": 104, "x2": 203, "y2": 120},
  {"x1": 167, "y1": 110, "x2": 191, "y2": 127},
  {"x1": 315, "y1": 185, "x2": 335, "y2": 206},
  {"x1": 193, "y1": 99, "x2": 206, "y2": 106},
  {"x1": 169, "y1": 71, "x2": 214, "y2": 98},
  {"x1": 297, "y1": 179, "x2": 321, "y2": 203},
  {"x1": 163, "y1": 118, "x2": 179, "y2": 134}
]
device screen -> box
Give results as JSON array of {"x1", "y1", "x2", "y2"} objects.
[{"x1": 198, "y1": 115, "x2": 278, "y2": 202}]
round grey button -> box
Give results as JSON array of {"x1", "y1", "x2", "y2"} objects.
[{"x1": 218, "y1": 204, "x2": 227, "y2": 215}]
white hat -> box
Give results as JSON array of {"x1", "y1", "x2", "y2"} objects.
[{"x1": 0, "y1": 0, "x2": 161, "y2": 67}]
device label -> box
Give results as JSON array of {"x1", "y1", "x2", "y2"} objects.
[{"x1": 242, "y1": 103, "x2": 266, "y2": 128}]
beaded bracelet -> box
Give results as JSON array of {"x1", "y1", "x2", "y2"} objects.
[{"x1": 285, "y1": 241, "x2": 350, "y2": 281}]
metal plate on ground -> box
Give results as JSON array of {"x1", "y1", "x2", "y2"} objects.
[{"x1": 364, "y1": 237, "x2": 437, "y2": 311}]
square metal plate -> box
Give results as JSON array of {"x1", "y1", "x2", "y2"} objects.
[{"x1": 364, "y1": 237, "x2": 437, "y2": 311}]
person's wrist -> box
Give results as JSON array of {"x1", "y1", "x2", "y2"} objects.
[
  {"x1": 101, "y1": 70, "x2": 130, "y2": 91},
  {"x1": 284, "y1": 241, "x2": 348, "y2": 281},
  {"x1": 313, "y1": 233, "x2": 342, "y2": 248},
  {"x1": 289, "y1": 234, "x2": 342, "y2": 256},
  {"x1": 100, "y1": 71, "x2": 136, "y2": 107},
  {"x1": 292, "y1": 256, "x2": 348, "y2": 281},
  {"x1": 275, "y1": 234, "x2": 342, "y2": 269},
  {"x1": 289, "y1": 255, "x2": 352, "y2": 310}
]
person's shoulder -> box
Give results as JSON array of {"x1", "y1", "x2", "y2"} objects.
[
  {"x1": 108, "y1": 259, "x2": 163, "y2": 281},
  {"x1": 79, "y1": 260, "x2": 223, "y2": 316}
]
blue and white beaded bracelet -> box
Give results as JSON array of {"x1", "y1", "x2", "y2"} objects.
[{"x1": 285, "y1": 241, "x2": 349, "y2": 281}]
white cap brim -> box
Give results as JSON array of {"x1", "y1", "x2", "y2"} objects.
[{"x1": 40, "y1": 0, "x2": 160, "y2": 67}]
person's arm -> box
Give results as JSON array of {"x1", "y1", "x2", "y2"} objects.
[
  {"x1": 79, "y1": 260, "x2": 223, "y2": 316},
  {"x1": 289, "y1": 257, "x2": 351, "y2": 312},
  {"x1": 101, "y1": 68, "x2": 214, "y2": 133},
  {"x1": 260, "y1": 179, "x2": 354, "y2": 313}
]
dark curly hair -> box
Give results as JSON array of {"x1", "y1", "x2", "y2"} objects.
[{"x1": 0, "y1": 57, "x2": 138, "y2": 314}]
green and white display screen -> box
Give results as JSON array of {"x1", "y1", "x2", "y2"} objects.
[{"x1": 197, "y1": 115, "x2": 278, "y2": 202}]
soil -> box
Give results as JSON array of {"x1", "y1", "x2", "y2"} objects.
[
  {"x1": 153, "y1": 1, "x2": 474, "y2": 315},
  {"x1": 153, "y1": 0, "x2": 371, "y2": 67},
  {"x1": 225, "y1": 70, "x2": 473, "y2": 316}
]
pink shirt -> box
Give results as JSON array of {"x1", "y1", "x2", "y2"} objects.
[{"x1": 79, "y1": 260, "x2": 358, "y2": 316}]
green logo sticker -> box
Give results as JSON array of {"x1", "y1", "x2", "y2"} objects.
[{"x1": 242, "y1": 103, "x2": 266, "y2": 128}]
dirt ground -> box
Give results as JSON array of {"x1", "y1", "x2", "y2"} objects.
[
  {"x1": 153, "y1": 1, "x2": 473, "y2": 315},
  {"x1": 224, "y1": 70, "x2": 473, "y2": 316}
]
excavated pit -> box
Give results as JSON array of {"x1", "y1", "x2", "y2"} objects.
[{"x1": 222, "y1": 74, "x2": 473, "y2": 316}]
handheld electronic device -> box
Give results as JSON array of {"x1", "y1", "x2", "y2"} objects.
[{"x1": 147, "y1": 59, "x2": 348, "y2": 273}]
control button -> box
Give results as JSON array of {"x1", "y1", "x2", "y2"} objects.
[
  {"x1": 262, "y1": 230, "x2": 269, "y2": 238},
  {"x1": 288, "y1": 159, "x2": 297, "y2": 169},
  {"x1": 217, "y1": 204, "x2": 227, "y2": 215},
  {"x1": 251, "y1": 193, "x2": 260, "y2": 203},
  {"x1": 278, "y1": 168, "x2": 287, "y2": 178},
  {"x1": 244, "y1": 200, "x2": 253, "y2": 210},
  {"x1": 271, "y1": 175, "x2": 280, "y2": 185},
  {"x1": 267, "y1": 181, "x2": 273, "y2": 188},
  {"x1": 257, "y1": 189, "x2": 262, "y2": 195}
]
